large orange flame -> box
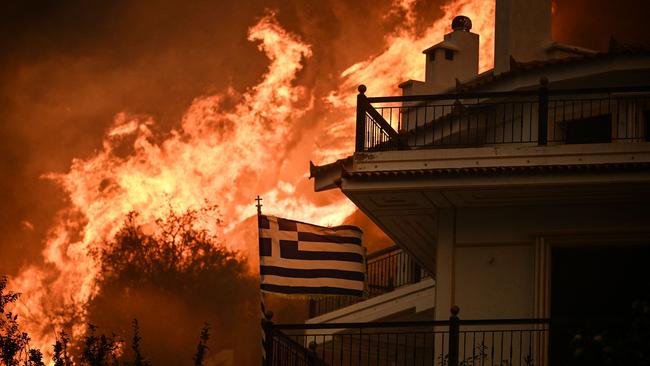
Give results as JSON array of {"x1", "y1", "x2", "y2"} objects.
[
  {"x1": 319, "y1": 0, "x2": 495, "y2": 161},
  {"x1": 9, "y1": 0, "x2": 495, "y2": 357}
]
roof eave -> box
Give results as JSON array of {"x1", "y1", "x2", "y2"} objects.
[{"x1": 309, "y1": 156, "x2": 353, "y2": 192}]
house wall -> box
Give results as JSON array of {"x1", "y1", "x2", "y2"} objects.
[{"x1": 434, "y1": 203, "x2": 650, "y2": 320}]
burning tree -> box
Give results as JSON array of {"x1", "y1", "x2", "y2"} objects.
[{"x1": 86, "y1": 206, "x2": 259, "y2": 365}]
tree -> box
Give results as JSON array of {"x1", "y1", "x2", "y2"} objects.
[
  {"x1": 52, "y1": 331, "x2": 71, "y2": 366},
  {"x1": 192, "y1": 323, "x2": 210, "y2": 366},
  {"x1": 130, "y1": 319, "x2": 148, "y2": 366},
  {"x1": 0, "y1": 276, "x2": 30, "y2": 366},
  {"x1": 80, "y1": 324, "x2": 120, "y2": 366},
  {"x1": 87, "y1": 206, "x2": 259, "y2": 365}
]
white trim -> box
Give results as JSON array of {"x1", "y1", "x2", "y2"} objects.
[{"x1": 306, "y1": 278, "x2": 435, "y2": 325}]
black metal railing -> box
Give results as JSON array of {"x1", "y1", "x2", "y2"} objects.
[
  {"x1": 355, "y1": 83, "x2": 650, "y2": 152},
  {"x1": 263, "y1": 318, "x2": 325, "y2": 366},
  {"x1": 264, "y1": 307, "x2": 550, "y2": 366},
  {"x1": 309, "y1": 246, "x2": 430, "y2": 318}
]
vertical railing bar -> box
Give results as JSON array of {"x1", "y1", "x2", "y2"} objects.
[
  {"x1": 423, "y1": 103, "x2": 428, "y2": 146},
  {"x1": 376, "y1": 333, "x2": 381, "y2": 366},
  {"x1": 503, "y1": 102, "x2": 517, "y2": 143},
  {"x1": 434, "y1": 105, "x2": 438, "y2": 146},
  {"x1": 495, "y1": 103, "x2": 500, "y2": 144},
  {"x1": 463, "y1": 331, "x2": 467, "y2": 364},
  {"x1": 330, "y1": 334, "x2": 340, "y2": 363},
  {"x1": 474, "y1": 98, "x2": 479, "y2": 145},
  {"x1": 359, "y1": 328, "x2": 362, "y2": 366},
  {"x1": 519, "y1": 100, "x2": 524, "y2": 142},
  {"x1": 431, "y1": 330, "x2": 435, "y2": 366},
  {"x1": 394, "y1": 333, "x2": 399, "y2": 365},
  {"x1": 480, "y1": 331, "x2": 485, "y2": 366},
  {"x1": 320, "y1": 335, "x2": 325, "y2": 363},
  {"x1": 518, "y1": 331, "x2": 523, "y2": 366},
  {"x1": 443, "y1": 332, "x2": 447, "y2": 366},
  {"x1": 500, "y1": 331, "x2": 504, "y2": 365},
  {"x1": 528, "y1": 331, "x2": 533, "y2": 364},
  {"x1": 490, "y1": 331, "x2": 495, "y2": 366},
  {"x1": 509, "y1": 331, "x2": 513, "y2": 366},
  {"x1": 472, "y1": 330, "x2": 476, "y2": 366},
  {"x1": 625, "y1": 98, "x2": 639, "y2": 138},
  {"x1": 502, "y1": 102, "x2": 507, "y2": 144},
  {"x1": 530, "y1": 101, "x2": 534, "y2": 142},
  {"x1": 349, "y1": 333, "x2": 354, "y2": 366}
]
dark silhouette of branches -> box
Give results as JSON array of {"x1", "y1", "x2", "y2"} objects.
[
  {"x1": 0, "y1": 278, "x2": 19, "y2": 315},
  {"x1": 24, "y1": 349, "x2": 44, "y2": 366},
  {"x1": 89, "y1": 206, "x2": 258, "y2": 364},
  {"x1": 52, "y1": 331, "x2": 71, "y2": 366},
  {"x1": 80, "y1": 324, "x2": 120, "y2": 366},
  {"x1": 2, "y1": 205, "x2": 259, "y2": 365},
  {"x1": 192, "y1": 323, "x2": 210, "y2": 366},
  {"x1": 97, "y1": 206, "x2": 250, "y2": 294},
  {"x1": 130, "y1": 319, "x2": 148, "y2": 366},
  {"x1": 0, "y1": 276, "x2": 30, "y2": 366}
]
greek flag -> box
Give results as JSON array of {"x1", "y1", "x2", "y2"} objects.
[{"x1": 258, "y1": 215, "x2": 365, "y2": 297}]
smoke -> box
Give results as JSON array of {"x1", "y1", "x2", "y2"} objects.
[{"x1": 553, "y1": 0, "x2": 650, "y2": 51}]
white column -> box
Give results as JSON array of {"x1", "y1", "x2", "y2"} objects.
[{"x1": 434, "y1": 208, "x2": 456, "y2": 320}]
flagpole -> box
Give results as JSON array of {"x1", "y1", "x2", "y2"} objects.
[{"x1": 256, "y1": 196, "x2": 273, "y2": 366}]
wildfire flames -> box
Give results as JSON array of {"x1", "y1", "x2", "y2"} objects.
[{"x1": 7, "y1": 0, "x2": 496, "y2": 356}]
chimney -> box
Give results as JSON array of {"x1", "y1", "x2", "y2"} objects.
[
  {"x1": 494, "y1": 0, "x2": 552, "y2": 74},
  {"x1": 401, "y1": 16, "x2": 478, "y2": 95}
]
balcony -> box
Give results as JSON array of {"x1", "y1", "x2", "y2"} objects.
[
  {"x1": 309, "y1": 245, "x2": 430, "y2": 318},
  {"x1": 264, "y1": 308, "x2": 550, "y2": 366},
  {"x1": 355, "y1": 84, "x2": 650, "y2": 152}
]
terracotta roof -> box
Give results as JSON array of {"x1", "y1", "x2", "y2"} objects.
[
  {"x1": 456, "y1": 41, "x2": 650, "y2": 92},
  {"x1": 309, "y1": 156, "x2": 353, "y2": 179}
]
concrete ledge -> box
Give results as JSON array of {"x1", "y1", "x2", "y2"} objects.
[
  {"x1": 353, "y1": 142, "x2": 650, "y2": 173},
  {"x1": 306, "y1": 278, "x2": 435, "y2": 325}
]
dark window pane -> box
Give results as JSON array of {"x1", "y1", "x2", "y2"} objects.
[
  {"x1": 565, "y1": 113, "x2": 612, "y2": 144},
  {"x1": 445, "y1": 49, "x2": 454, "y2": 60}
]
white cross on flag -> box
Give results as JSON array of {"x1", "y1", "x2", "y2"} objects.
[{"x1": 258, "y1": 215, "x2": 365, "y2": 297}]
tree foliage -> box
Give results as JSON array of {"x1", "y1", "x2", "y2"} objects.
[
  {"x1": 98, "y1": 207, "x2": 250, "y2": 294},
  {"x1": 192, "y1": 323, "x2": 210, "y2": 366},
  {"x1": 130, "y1": 320, "x2": 148, "y2": 366},
  {"x1": 52, "y1": 331, "x2": 71, "y2": 366},
  {"x1": 0, "y1": 277, "x2": 43, "y2": 366},
  {"x1": 1, "y1": 206, "x2": 259, "y2": 365},
  {"x1": 88, "y1": 206, "x2": 258, "y2": 364},
  {"x1": 80, "y1": 324, "x2": 120, "y2": 366}
]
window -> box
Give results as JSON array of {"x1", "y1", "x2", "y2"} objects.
[
  {"x1": 565, "y1": 114, "x2": 612, "y2": 144},
  {"x1": 428, "y1": 52, "x2": 435, "y2": 62},
  {"x1": 445, "y1": 49, "x2": 454, "y2": 60}
]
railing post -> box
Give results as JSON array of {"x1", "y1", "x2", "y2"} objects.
[
  {"x1": 448, "y1": 305, "x2": 460, "y2": 366},
  {"x1": 537, "y1": 77, "x2": 549, "y2": 145},
  {"x1": 356, "y1": 84, "x2": 368, "y2": 152},
  {"x1": 262, "y1": 311, "x2": 274, "y2": 366}
]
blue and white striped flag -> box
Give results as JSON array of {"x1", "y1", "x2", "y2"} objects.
[{"x1": 258, "y1": 215, "x2": 365, "y2": 297}]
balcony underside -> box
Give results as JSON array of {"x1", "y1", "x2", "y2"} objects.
[{"x1": 313, "y1": 143, "x2": 650, "y2": 273}]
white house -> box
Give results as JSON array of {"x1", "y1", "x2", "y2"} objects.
[{"x1": 267, "y1": 0, "x2": 650, "y2": 365}]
